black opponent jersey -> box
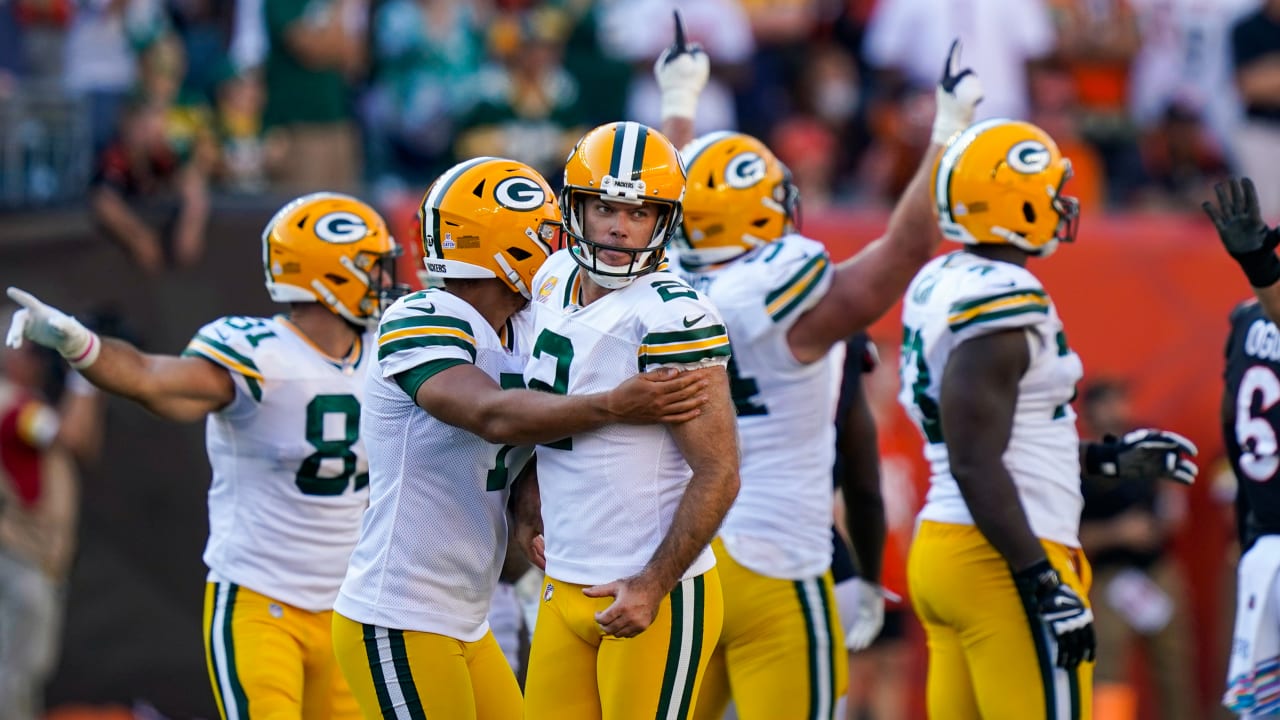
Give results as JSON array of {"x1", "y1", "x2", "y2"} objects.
[{"x1": 1223, "y1": 299, "x2": 1280, "y2": 550}]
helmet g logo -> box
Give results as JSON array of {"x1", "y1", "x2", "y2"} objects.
[
  {"x1": 314, "y1": 212, "x2": 370, "y2": 244},
  {"x1": 1007, "y1": 141, "x2": 1051, "y2": 175},
  {"x1": 495, "y1": 177, "x2": 548, "y2": 211},
  {"x1": 724, "y1": 152, "x2": 767, "y2": 189}
]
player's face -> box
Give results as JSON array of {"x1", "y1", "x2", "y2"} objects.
[{"x1": 582, "y1": 196, "x2": 660, "y2": 264}]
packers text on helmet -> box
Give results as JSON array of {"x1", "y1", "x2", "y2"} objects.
[
  {"x1": 262, "y1": 192, "x2": 406, "y2": 327},
  {"x1": 561, "y1": 122, "x2": 686, "y2": 289},
  {"x1": 933, "y1": 118, "x2": 1079, "y2": 257},
  {"x1": 419, "y1": 156, "x2": 561, "y2": 299},
  {"x1": 676, "y1": 131, "x2": 800, "y2": 268}
]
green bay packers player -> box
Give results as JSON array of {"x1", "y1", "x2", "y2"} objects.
[
  {"x1": 653, "y1": 37, "x2": 982, "y2": 720},
  {"x1": 331, "y1": 157, "x2": 708, "y2": 720},
  {"x1": 6, "y1": 193, "x2": 407, "y2": 718},
  {"x1": 900, "y1": 118, "x2": 1197, "y2": 719},
  {"x1": 514, "y1": 121, "x2": 741, "y2": 720}
]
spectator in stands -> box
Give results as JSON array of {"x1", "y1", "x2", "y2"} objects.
[
  {"x1": 1046, "y1": 0, "x2": 1147, "y2": 207},
  {"x1": 1230, "y1": 0, "x2": 1280, "y2": 222},
  {"x1": 261, "y1": 0, "x2": 364, "y2": 192},
  {"x1": 1029, "y1": 60, "x2": 1106, "y2": 212},
  {"x1": 1127, "y1": 0, "x2": 1254, "y2": 173},
  {"x1": 734, "y1": 0, "x2": 821, "y2": 140},
  {"x1": 213, "y1": 63, "x2": 269, "y2": 193},
  {"x1": 1078, "y1": 379, "x2": 1198, "y2": 720},
  {"x1": 599, "y1": 0, "x2": 754, "y2": 136},
  {"x1": 454, "y1": 7, "x2": 586, "y2": 183},
  {"x1": 0, "y1": 316, "x2": 103, "y2": 720},
  {"x1": 863, "y1": 0, "x2": 1055, "y2": 123},
  {"x1": 89, "y1": 94, "x2": 211, "y2": 273},
  {"x1": 362, "y1": 0, "x2": 486, "y2": 195}
]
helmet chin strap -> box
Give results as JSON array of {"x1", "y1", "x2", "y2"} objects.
[
  {"x1": 494, "y1": 253, "x2": 531, "y2": 299},
  {"x1": 309, "y1": 279, "x2": 368, "y2": 326}
]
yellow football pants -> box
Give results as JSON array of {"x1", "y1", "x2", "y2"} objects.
[
  {"x1": 203, "y1": 581, "x2": 359, "y2": 720},
  {"x1": 523, "y1": 568, "x2": 723, "y2": 720},
  {"x1": 908, "y1": 521, "x2": 1094, "y2": 720},
  {"x1": 694, "y1": 537, "x2": 847, "y2": 720},
  {"x1": 331, "y1": 613, "x2": 522, "y2": 720}
]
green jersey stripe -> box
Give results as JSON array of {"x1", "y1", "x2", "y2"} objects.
[
  {"x1": 949, "y1": 304, "x2": 1049, "y2": 332},
  {"x1": 380, "y1": 314, "x2": 475, "y2": 337},
  {"x1": 643, "y1": 324, "x2": 730, "y2": 346},
  {"x1": 949, "y1": 288, "x2": 1048, "y2": 315},
  {"x1": 193, "y1": 334, "x2": 260, "y2": 372},
  {"x1": 639, "y1": 344, "x2": 731, "y2": 367},
  {"x1": 766, "y1": 254, "x2": 828, "y2": 307},
  {"x1": 770, "y1": 261, "x2": 831, "y2": 322},
  {"x1": 378, "y1": 335, "x2": 477, "y2": 362}
]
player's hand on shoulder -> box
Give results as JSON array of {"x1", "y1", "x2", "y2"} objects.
[
  {"x1": 1085, "y1": 428, "x2": 1199, "y2": 485},
  {"x1": 607, "y1": 367, "x2": 708, "y2": 424},
  {"x1": 655, "y1": 9, "x2": 709, "y2": 121},
  {"x1": 584, "y1": 572, "x2": 668, "y2": 638},
  {"x1": 6, "y1": 287, "x2": 100, "y2": 368}
]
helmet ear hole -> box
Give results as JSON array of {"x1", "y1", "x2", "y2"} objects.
[
  {"x1": 508, "y1": 246, "x2": 532, "y2": 261},
  {"x1": 325, "y1": 273, "x2": 349, "y2": 285},
  {"x1": 1022, "y1": 202, "x2": 1036, "y2": 223}
]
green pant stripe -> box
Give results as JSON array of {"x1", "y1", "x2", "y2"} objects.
[
  {"x1": 793, "y1": 576, "x2": 834, "y2": 717},
  {"x1": 656, "y1": 580, "x2": 687, "y2": 718},
  {"x1": 673, "y1": 575, "x2": 706, "y2": 719},
  {"x1": 815, "y1": 576, "x2": 839, "y2": 720},
  {"x1": 362, "y1": 624, "x2": 397, "y2": 718},
  {"x1": 389, "y1": 629, "x2": 427, "y2": 720},
  {"x1": 213, "y1": 583, "x2": 250, "y2": 719},
  {"x1": 1017, "y1": 579, "x2": 1060, "y2": 718}
]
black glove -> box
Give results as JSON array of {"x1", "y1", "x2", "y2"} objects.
[
  {"x1": 1084, "y1": 429, "x2": 1198, "y2": 485},
  {"x1": 1013, "y1": 559, "x2": 1095, "y2": 669},
  {"x1": 1203, "y1": 177, "x2": 1280, "y2": 288}
]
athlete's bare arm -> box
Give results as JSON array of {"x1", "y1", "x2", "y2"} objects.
[
  {"x1": 587, "y1": 365, "x2": 739, "y2": 637},
  {"x1": 838, "y1": 364, "x2": 885, "y2": 583},
  {"x1": 75, "y1": 338, "x2": 235, "y2": 422},
  {"x1": 939, "y1": 328, "x2": 1046, "y2": 572},
  {"x1": 414, "y1": 363, "x2": 708, "y2": 446}
]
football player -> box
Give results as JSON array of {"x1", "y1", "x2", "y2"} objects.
[
  {"x1": 899, "y1": 118, "x2": 1197, "y2": 719},
  {"x1": 6, "y1": 192, "x2": 407, "y2": 718},
  {"x1": 1210, "y1": 178, "x2": 1280, "y2": 718},
  {"x1": 330, "y1": 157, "x2": 709, "y2": 720},
  {"x1": 514, "y1": 121, "x2": 741, "y2": 720},
  {"x1": 654, "y1": 32, "x2": 983, "y2": 720},
  {"x1": 1205, "y1": 177, "x2": 1280, "y2": 325}
]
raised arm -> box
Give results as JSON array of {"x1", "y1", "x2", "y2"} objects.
[
  {"x1": 786, "y1": 40, "x2": 983, "y2": 363},
  {"x1": 7, "y1": 288, "x2": 234, "y2": 422},
  {"x1": 656, "y1": 10, "x2": 708, "y2": 151},
  {"x1": 1203, "y1": 177, "x2": 1280, "y2": 324},
  {"x1": 412, "y1": 362, "x2": 707, "y2": 447}
]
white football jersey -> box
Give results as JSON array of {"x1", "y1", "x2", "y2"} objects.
[
  {"x1": 676, "y1": 235, "x2": 842, "y2": 580},
  {"x1": 899, "y1": 251, "x2": 1084, "y2": 547},
  {"x1": 183, "y1": 315, "x2": 373, "y2": 611},
  {"x1": 335, "y1": 289, "x2": 534, "y2": 641},
  {"x1": 525, "y1": 250, "x2": 731, "y2": 586}
]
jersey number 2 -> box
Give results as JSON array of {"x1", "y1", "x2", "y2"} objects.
[
  {"x1": 296, "y1": 394, "x2": 368, "y2": 496},
  {"x1": 1237, "y1": 365, "x2": 1280, "y2": 482}
]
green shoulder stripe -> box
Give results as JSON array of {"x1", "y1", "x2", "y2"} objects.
[
  {"x1": 192, "y1": 334, "x2": 260, "y2": 374},
  {"x1": 379, "y1": 313, "x2": 474, "y2": 339},
  {"x1": 766, "y1": 255, "x2": 830, "y2": 322},
  {"x1": 182, "y1": 346, "x2": 263, "y2": 402},
  {"x1": 948, "y1": 287, "x2": 1048, "y2": 315},
  {"x1": 642, "y1": 324, "x2": 729, "y2": 347},
  {"x1": 378, "y1": 336, "x2": 477, "y2": 362},
  {"x1": 949, "y1": 304, "x2": 1049, "y2": 332}
]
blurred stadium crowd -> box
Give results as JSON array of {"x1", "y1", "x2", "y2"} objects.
[{"x1": 3, "y1": 0, "x2": 1279, "y2": 272}]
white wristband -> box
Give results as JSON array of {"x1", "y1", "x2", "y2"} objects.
[
  {"x1": 661, "y1": 90, "x2": 700, "y2": 121},
  {"x1": 63, "y1": 331, "x2": 101, "y2": 370}
]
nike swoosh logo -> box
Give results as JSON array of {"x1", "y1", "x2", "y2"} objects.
[
  {"x1": 408, "y1": 303, "x2": 436, "y2": 315},
  {"x1": 683, "y1": 314, "x2": 706, "y2": 328}
]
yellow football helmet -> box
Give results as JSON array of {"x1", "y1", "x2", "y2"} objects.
[
  {"x1": 676, "y1": 131, "x2": 799, "y2": 268},
  {"x1": 419, "y1": 156, "x2": 561, "y2": 299},
  {"x1": 561, "y1": 121, "x2": 686, "y2": 288},
  {"x1": 933, "y1": 118, "x2": 1079, "y2": 257},
  {"x1": 262, "y1": 192, "x2": 406, "y2": 328}
]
